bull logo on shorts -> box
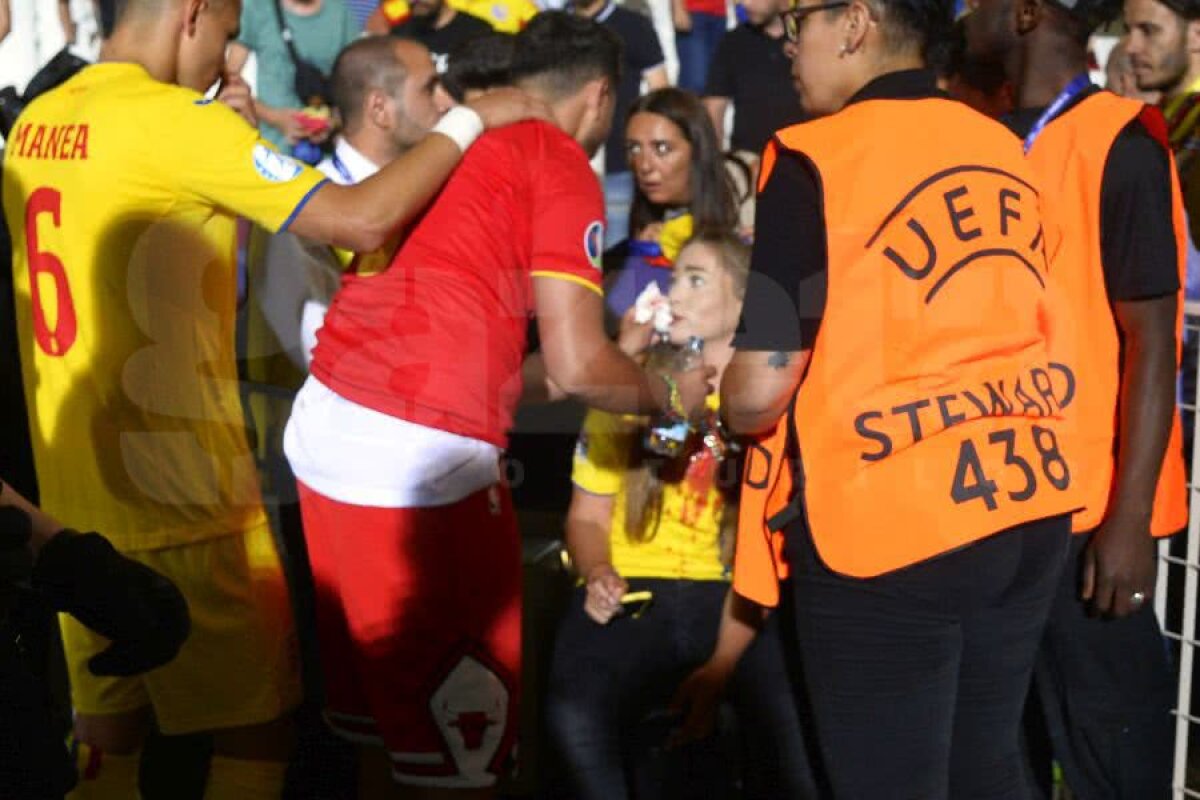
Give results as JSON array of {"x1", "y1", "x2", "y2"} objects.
[
  {"x1": 431, "y1": 655, "x2": 510, "y2": 781},
  {"x1": 449, "y1": 710, "x2": 494, "y2": 751}
]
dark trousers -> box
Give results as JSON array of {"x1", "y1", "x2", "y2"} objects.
[
  {"x1": 786, "y1": 513, "x2": 1070, "y2": 799},
  {"x1": 545, "y1": 578, "x2": 817, "y2": 800},
  {"x1": 1025, "y1": 532, "x2": 1175, "y2": 800},
  {"x1": 0, "y1": 600, "x2": 74, "y2": 799},
  {"x1": 673, "y1": 12, "x2": 726, "y2": 94}
]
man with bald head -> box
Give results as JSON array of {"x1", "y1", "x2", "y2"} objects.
[
  {"x1": 1, "y1": 0, "x2": 539, "y2": 796},
  {"x1": 257, "y1": 35, "x2": 451, "y2": 370}
]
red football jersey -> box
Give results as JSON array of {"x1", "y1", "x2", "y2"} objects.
[{"x1": 311, "y1": 120, "x2": 606, "y2": 448}]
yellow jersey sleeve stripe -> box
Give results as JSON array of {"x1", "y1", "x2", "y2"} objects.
[
  {"x1": 279, "y1": 177, "x2": 330, "y2": 233},
  {"x1": 531, "y1": 271, "x2": 603, "y2": 296}
]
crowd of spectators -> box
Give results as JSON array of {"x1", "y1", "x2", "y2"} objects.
[{"x1": 2, "y1": 0, "x2": 1199, "y2": 798}]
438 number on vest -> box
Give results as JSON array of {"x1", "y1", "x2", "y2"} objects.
[{"x1": 952, "y1": 425, "x2": 1071, "y2": 511}]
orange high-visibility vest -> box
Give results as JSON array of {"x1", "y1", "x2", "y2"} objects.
[
  {"x1": 1027, "y1": 91, "x2": 1188, "y2": 537},
  {"x1": 733, "y1": 413, "x2": 793, "y2": 607},
  {"x1": 732, "y1": 96, "x2": 1084, "y2": 601}
]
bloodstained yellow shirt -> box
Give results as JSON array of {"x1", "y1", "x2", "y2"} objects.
[{"x1": 571, "y1": 399, "x2": 728, "y2": 582}]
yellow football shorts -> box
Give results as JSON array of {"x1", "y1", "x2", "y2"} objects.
[{"x1": 60, "y1": 522, "x2": 301, "y2": 735}]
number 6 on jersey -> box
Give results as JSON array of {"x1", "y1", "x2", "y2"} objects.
[{"x1": 24, "y1": 186, "x2": 77, "y2": 357}]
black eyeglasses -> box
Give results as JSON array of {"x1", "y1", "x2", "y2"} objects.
[{"x1": 783, "y1": 1, "x2": 850, "y2": 41}]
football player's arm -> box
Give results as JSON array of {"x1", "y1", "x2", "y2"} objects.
[
  {"x1": 520, "y1": 353, "x2": 567, "y2": 405},
  {"x1": 0, "y1": 0, "x2": 10, "y2": 45},
  {"x1": 288, "y1": 134, "x2": 463, "y2": 252},
  {"x1": 533, "y1": 277, "x2": 714, "y2": 416},
  {"x1": 288, "y1": 89, "x2": 550, "y2": 252}
]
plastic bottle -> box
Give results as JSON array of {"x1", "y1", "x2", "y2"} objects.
[{"x1": 644, "y1": 337, "x2": 704, "y2": 457}]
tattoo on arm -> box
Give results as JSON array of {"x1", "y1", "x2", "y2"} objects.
[{"x1": 768, "y1": 351, "x2": 791, "y2": 370}]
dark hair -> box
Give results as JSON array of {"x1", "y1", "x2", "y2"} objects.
[
  {"x1": 97, "y1": 0, "x2": 119, "y2": 37},
  {"x1": 330, "y1": 36, "x2": 410, "y2": 132},
  {"x1": 1157, "y1": 0, "x2": 1200, "y2": 20},
  {"x1": 932, "y1": 16, "x2": 1009, "y2": 93},
  {"x1": 441, "y1": 32, "x2": 515, "y2": 102},
  {"x1": 1047, "y1": 0, "x2": 1124, "y2": 36},
  {"x1": 509, "y1": 11, "x2": 622, "y2": 99},
  {"x1": 924, "y1": 14, "x2": 961, "y2": 79},
  {"x1": 627, "y1": 88, "x2": 737, "y2": 239},
  {"x1": 871, "y1": 0, "x2": 954, "y2": 58}
]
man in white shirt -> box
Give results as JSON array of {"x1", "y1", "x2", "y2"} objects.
[{"x1": 255, "y1": 35, "x2": 451, "y2": 369}]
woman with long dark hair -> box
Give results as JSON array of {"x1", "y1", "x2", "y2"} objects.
[{"x1": 605, "y1": 88, "x2": 738, "y2": 317}]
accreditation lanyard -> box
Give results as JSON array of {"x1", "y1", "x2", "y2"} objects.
[
  {"x1": 330, "y1": 152, "x2": 354, "y2": 184},
  {"x1": 1023, "y1": 74, "x2": 1093, "y2": 154},
  {"x1": 1164, "y1": 73, "x2": 1200, "y2": 121}
]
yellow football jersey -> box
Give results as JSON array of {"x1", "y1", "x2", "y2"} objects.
[
  {"x1": 2, "y1": 63, "x2": 326, "y2": 551},
  {"x1": 448, "y1": 0, "x2": 537, "y2": 32},
  {"x1": 571, "y1": 400, "x2": 728, "y2": 582},
  {"x1": 381, "y1": 0, "x2": 535, "y2": 32}
]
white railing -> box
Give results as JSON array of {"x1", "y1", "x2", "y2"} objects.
[{"x1": 1172, "y1": 300, "x2": 1200, "y2": 797}]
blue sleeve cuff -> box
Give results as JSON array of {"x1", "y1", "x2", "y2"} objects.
[{"x1": 279, "y1": 177, "x2": 330, "y2": 233}]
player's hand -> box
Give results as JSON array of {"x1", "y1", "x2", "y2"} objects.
[
  {"x1": 32, "y1": 529, "x2": 191, "y2": 676},
  {"x1": 667, "y1": 660, "x2": 730, "y2": 749},
  {"x1": 668, "y1": 363, "x2": 717, "y2": 419},
  {"x1": 466, "y1": 87, "x2": 553, "y2": 130},
  {"x1": 583, "y1": 563, "x2": 628, "y2": 625},
  {"x1": 217, "y1": 73, "x2": 257, "y2": 128},
  {"x1": 1081, "y1": 511, "x2": 1157, "y2": 619}
]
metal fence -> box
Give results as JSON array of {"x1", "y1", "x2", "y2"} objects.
[{"x1": 1170, "y1": 302, "x2": 1200, "y2": 797}]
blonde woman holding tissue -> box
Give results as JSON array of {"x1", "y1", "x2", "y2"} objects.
[{"x1": 545, "y1": 232, "x2": 816, "y2": 800}]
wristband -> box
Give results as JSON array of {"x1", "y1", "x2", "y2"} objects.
[{"x1": 432, "y1": 105, "x2": 484, "y2": 153}]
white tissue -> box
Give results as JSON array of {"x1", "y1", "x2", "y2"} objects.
[{"x1": 633, "y1": 283, "x2": 673, "y2": 333}]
